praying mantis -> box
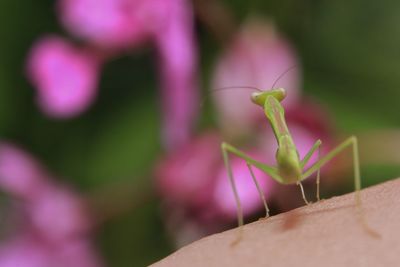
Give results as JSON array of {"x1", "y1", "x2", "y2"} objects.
[{"x1": 221, "y1": 87, "x2": 364, "y2": 228}]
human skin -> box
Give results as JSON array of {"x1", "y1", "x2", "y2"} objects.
[{"x1": 152, "y1": 178, "x2": 400, "y2": 267}]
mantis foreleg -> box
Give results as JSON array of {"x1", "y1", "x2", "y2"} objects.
[
  {"x1": 300, "y1": 139, "x2": 322, "y2": 168},
  {"x1": 247, "y1": 163, "x2": 270, "y2": 218},
  {"x1": 221, "y1": 142, "x2": 279, "y2": 226},
  {"x1": 299, "y1": 136, "x2": 380, "y2": 236},
  {"x1": 300, "y1": 139, "x2": 323, "y2": 201}
]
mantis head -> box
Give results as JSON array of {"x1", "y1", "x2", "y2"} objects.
[{"x1": 251, "y1": 88, "x2": 286, "y2": 107}]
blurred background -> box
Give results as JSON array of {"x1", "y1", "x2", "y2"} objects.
[{"x1": 1, "y1": 0, "x2": 400, "y2": 266}]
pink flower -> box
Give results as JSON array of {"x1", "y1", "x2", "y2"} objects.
[
  {"x1": 0, "y1": 143, "x2": 102, "y2": 266},
  {"x1": 212, "y1": 18, "x2": 301, "y2": 137},
  {"x1": 0, "y1": 236, "x2": 102, "y2": 267},
  {"x1": 38, "y1": 0, "x2": 199, "y2": 149},
  {"x1": 58, "y1": 0, "x2": 185, "y2": 48},
  {"x1": 285, "y1": 99, "x2": 335, "y2": 173},
  {"x1": 155, "y1": 0, "x2": 199, "y2": 149},
  {"x1": 58, "y1": 0, "x2": 188, "y2": 50},
  {"x1": 156, "y1": 132, "x2": 221, "y2": 208},
  {"x1": 27, "y1": 185, "x2": 91, "y2": 243},
  {"x1": 0, "y1": 143, "x2": 47, "y2": 199},
  {"x1": 58, "y1": 0, "x2": 149, "y2": 49},
  {"x1": 156, "y1": 132, "x2": 276, "y2": 246},
  {"x1": 156, "y1": 132, "x2": 275, "y2": 222},
  {"x1": 26, "y1": 36, "x2": 100, "y2": 118},
  {"x1": 0, "y1": 237, "x2": 48, "y2": 267},
  {"x1": 54, "y1": 239, "x2": 103, "y2": 267}
]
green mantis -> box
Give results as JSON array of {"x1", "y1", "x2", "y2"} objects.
[{"x1": 221, "y1": 88, "x2": 362, "y2": 227}]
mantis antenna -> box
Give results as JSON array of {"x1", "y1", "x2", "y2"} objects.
[
  {"x1": 200, "y1": 86, "x2": 263, "y2": 107},
  {"x1": 270, "y1": 65, "x2": 298, "y2": 89},
  {"x1": 212, "y1": 86, "x2": 263, "y2": 92},
  {"x1": 202, "y1": 65, "x2": 296, "y2": 107},
  {"x1": 213, "y1": 65, "x2": 297, "y2": 94}
]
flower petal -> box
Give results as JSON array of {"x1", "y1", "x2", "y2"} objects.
[
  {"x1": 26, "y1": 36, "x2": 100, "y2": 118},
  {"x1": 212, "y1": 18, "x2": 301, "y2": 137}
]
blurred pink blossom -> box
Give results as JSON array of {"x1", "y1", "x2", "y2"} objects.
[
  {"x1": 0, "y1": 236, "x2": 102, "y2": 267},
  {"x1": 27, "y1": 185, "x2": 92, "y2": 243},
  {"x1": 58, "y1": 0, "x2": 149, "y2": 49},
  {"x1": 26, "y1": 36, "x2": 101, "y2": 118},
  {"x1": 155, "y1": 0, "x2": 199, "y2": 149},
  {"x1": 0, "y1": 143, "x2": 47, "y2": 199},
  {"x1": 212, "y1": 19, "x2": 301, "y2": 137},
  {"x1": 156, "y1": 132, "x2": 276, "y2": 248},
  {"x1": 156, "y1": 132, "x2": 275, "y2": 226},
  {"x1": 58, "y1": 0, "x2": 143, "y2": 47},
  {"x1": 285, "y1": 100, "x2": 335, "y2": 174},
  {"x1": 156, "y1": 132, "x2": 222, "y2": 208},
  {"x1": 0, "y1": 143, "x2": 102, "y2": 267},
  {"x1": 0, "y1": 236, "x2": 50, "y2": 267},
  {"x1": 31, "y1": 0, "x2": 199, "y2": 149}
]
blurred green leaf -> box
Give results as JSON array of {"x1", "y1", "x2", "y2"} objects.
[{"x1": 99, "y1": 199, "x2": 172, "y2": 267}]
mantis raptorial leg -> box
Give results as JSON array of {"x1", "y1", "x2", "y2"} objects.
[
  {"x1": 247, "y1": 163, "x2": 270, "y2": 218},
  {"x1": 300, "y1": 139, "x2": 323, "y2": 201},
  {"x1": 221, "y1": 142, "x2": 278, "y2": 227}
]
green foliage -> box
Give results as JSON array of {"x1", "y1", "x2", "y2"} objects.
[{"x1": 99, "y1": 199, "x2": 172, "y2": 267}]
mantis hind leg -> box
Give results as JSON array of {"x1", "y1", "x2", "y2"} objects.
[
  {"x1": 221, "y1": 142, "x2": 279, "y2": 227},
  {"x1": 300, "y1": 136, "x2": 360, "y2": 200},
  {"x1": 316, "y1": 145, "x2": 321, "y2": 201},
  {"x1": 300, "y1": 136, "x2": 378, "y2": 236},
  {"x1": 247, "y1": 163, "x2": 270, "y2": 218}
]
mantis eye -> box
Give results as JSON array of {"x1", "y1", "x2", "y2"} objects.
[
  {"x1": 251, "y1": 92, "x2": 260, "y2": 100},
  {"x1": 250, "y1": 92, "x2": 263, "y2": 106}
]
